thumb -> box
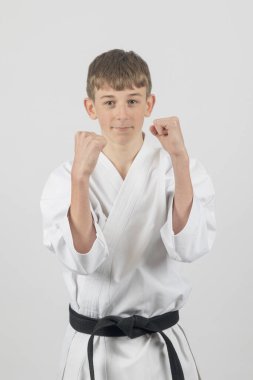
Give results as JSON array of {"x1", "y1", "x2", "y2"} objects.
[{"x1": 149, "y1": 125, "x2": 158, "y2": 136}]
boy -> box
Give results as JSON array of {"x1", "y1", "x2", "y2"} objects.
[{"x1": 40, "y1": 49, "x2": 216, "y2": 380}]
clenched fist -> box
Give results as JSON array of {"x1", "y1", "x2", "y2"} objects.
[
  {"x1": 71, "y1": 131, "x2": 107, "y2": 179},
  {"x1": 149, "y1": 116, "x2": 188, "y2": 158}
]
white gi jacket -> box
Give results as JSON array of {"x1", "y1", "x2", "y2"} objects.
[{"x1": 40, "y1": 131, "x2": 216, "y2": 380}]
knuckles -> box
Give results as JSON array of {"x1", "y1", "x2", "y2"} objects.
[
  {"x1": 153, "y1": 116, "x2": 179, "y2": 125},
  {"x1": 74, "y1": 131, "x2": 107, "y2": 150}
]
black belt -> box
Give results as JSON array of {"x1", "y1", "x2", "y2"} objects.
[{"x1": 69, "y1": 304, "x2": 185, "y2": 380}]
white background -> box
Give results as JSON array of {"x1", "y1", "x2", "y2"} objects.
[{"x1": 0, "y1": 0, "x2": 252, "y2": 379}]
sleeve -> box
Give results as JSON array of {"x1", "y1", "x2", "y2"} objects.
[
  {"x1": 39, "y1": 163, "x2": 110, "y2": 275},
  {"x1": 160, "y1": 156, "x2": 217, "y2": 263}
]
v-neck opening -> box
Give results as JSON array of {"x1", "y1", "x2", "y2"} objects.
[
  {"x1": 88, "y1": 130, "x2": 158, "y2": 255},
  {"x1": 98, "y1": 131, "x2": 147, "y2": 184}
]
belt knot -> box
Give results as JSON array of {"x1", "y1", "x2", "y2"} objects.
[{"x1": 93, "y1": 314, "x2": 151, "y2": 339}]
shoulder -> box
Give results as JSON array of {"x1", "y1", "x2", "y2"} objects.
[{"x1": 40, "y1": 159, "x2": 73, "y2": 200}]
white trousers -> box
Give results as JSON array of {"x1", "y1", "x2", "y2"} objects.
[{"x1": 57, "y1": 322, "x2": 202, "y2": 380}]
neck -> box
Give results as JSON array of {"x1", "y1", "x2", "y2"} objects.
[{"x1": 102, "y1": 132, "x2": 145, "y2": 167}]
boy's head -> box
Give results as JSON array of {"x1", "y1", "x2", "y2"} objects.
[{"x1": 84, "y1": 49, "x2": 155, "y2": 142}]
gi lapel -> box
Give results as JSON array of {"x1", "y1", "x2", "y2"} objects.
[{"x1": 96, "y1": 132, "x2": 156, "y2": 253}]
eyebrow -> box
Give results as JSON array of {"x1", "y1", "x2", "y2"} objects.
[{"x1": 100, "y1": 92, "x2": 143, "y2": 99}]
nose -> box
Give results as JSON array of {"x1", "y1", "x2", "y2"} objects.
[{"x1": 115, "y1": 103, "x2": 129, "y2": 121}]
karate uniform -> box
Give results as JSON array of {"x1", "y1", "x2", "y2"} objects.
[{"x1": 40, "y1": 131, "x2": 216, "y2": 380}]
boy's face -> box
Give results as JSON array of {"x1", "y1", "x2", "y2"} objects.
[{"x1": 84, "y1": 84, "x2": 155, "y2": 142}]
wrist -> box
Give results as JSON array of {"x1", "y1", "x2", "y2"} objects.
[
  {"x1": 170, "y1": 149, "x2": 189, "y2": 163},
  {"x1": 71, "y1": 171, "x2": 90, "y2": 184}
]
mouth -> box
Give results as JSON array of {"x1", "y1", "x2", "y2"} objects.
[{"x1": 112, "y1": 127, "x2": 133, "y2": 129}]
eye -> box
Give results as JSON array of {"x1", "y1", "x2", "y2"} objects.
[
  {"x1": 104, "y1": 101, "x2": 114, "y2": 106},
  {"x1": 104, "y1": 99, "x2": 138, "y2": 106}
]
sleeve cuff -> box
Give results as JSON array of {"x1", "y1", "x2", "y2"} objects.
[{"x1": 160, "y1": 191, "x2": 207, "y2": 262}]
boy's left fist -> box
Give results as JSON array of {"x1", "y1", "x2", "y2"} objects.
[{"x1": 149, "y1": 116, "x2": 188, "y2": 157}]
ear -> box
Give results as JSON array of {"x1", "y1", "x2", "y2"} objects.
[
  {"x1": 83, "y1": 98, "x2": 98, "y2": 120},
  {"x1": 144, "y1": 94, "x2": 156, "y2": 117}
]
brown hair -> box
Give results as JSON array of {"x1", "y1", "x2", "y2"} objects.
[{"x1": 86, "y1": 49, "x2": 152, "y2": 102}]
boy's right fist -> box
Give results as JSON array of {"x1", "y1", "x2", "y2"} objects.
[{"x1": 71, "y1": 131, "x2": 107, "y2": 179}]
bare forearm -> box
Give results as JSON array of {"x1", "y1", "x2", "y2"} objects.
[
  {"x1": 68, "y1": 175, "x2": 96, "y2": 254},
  {"x1": 171, "y1": 152, "x2": 193, "y2": 235}
]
